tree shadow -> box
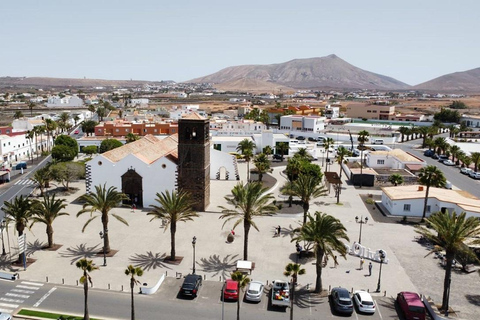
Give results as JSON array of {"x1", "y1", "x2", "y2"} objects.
[
  {"x1": 197, "y1": 254, "x2": 239, "y2": 279},
  {"x1": 129, "y1": 251, "x2": 172, "y2": 271},
  {"x1": 0, "y1": 255, "x2": 20, "y2": 272},
  {"x1": 26, "y1": 239, "x2": 46, "y2": 257},
  {"x1": 465, "y1": 294, "x2": 480, "y2": 307},
  {"x1": 293, "y1": 286, "x2": 327, "y2": 309},
  {"x1": 60, "y1": 243, "x2": 100, "y2": 264}
]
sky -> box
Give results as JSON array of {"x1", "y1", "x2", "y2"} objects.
[{"x1": 1, "y1": 0, "x2": 479, "y2": 86}]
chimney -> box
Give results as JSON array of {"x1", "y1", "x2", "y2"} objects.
[{"x1": 418, "y1": 186, "x2": 424, "y2": 191}]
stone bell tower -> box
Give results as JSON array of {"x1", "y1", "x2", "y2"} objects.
[{"x1": 177, "y1": 113, "x2": 210, "y2": 211}]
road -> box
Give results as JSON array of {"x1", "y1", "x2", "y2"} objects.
[{"x1": 2, "y1": 277, "x2": 400, "y2": 319}]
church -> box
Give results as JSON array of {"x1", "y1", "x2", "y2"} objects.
[{"x1": 85, "y1": 114, "x2": 239, "y2": 211}]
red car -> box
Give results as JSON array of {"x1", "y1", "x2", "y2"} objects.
[
  {"x1": 397, "y1": 291, "x2": 425, "y2": 320},
  {"x1": 74, "y1": 130, "x2": 79, "y2": 134},
  {"x1": 223, "y1": 279, "x2": 239, "y2": 301}
]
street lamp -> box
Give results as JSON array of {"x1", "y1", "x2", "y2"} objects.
[
  {"x1": 0, "y1": 220, "x2": 6, "y2": 256},
  {"x1": 376, "y1": 250, "x2": 386, "y2": 292},
  {"x1": 192, "y1": 236, "x2": 197, "y2": 274},
  {"x1": 355, "y1": 216, "x2": 368, "y2": 244},
  {"x1": 99, "y1": 229, "x2": 108, "y2": 266}
]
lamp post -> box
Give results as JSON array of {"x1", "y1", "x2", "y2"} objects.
[
  {"x1": 99, "y1": 229, "x2": 108, "y2": 266},
  {"x1": 355, "y1": 216, "x2": 368, "y2": 244},
  {"x1": 376, "y1": 250, "x2": 386, "y2": 292},
  {"x1": 0, "y1": 220, "x2": 6, "y2": 256},
  {"x1": 192, "y1": 236, "x2": 197, "y2": 274}
]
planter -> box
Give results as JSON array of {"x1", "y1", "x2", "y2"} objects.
[{"x1": 227, "y1": 233, "x2": 234, "y2": 243}]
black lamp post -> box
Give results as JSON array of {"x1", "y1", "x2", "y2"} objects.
[
  {"x1": 376, "y1": 250, "x2": 386, "y2": 292},
  {"x1": 355, "y1": 216, "x2": 368, "y2": 244},
  {"x1": 192, "y1": 236, "x2": 197, "y2": 274},
  {"x1": 0, "y1": 220, "x2": 6, "y2": 256},
  {"x1": 99, "y1": 229, "x2": 108, "y2": 266}
]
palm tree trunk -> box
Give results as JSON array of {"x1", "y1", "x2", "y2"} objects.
[
  {"x1": 131, "y1": 278, "x2": 135, "y2": 320},
  {"x1": 243, "y1": 220, "x2": 250, "y2": 260},
  {"x1": 236, "y1": 294, "x2": 240, "y2": 320},
  {"x1": 290, "y1": 279, "x2": 295, "y2": 320},
  {"x1": 302, "y1": 202, "x2": 309, "y2": 225},
  {"x1": 46, "y1": 224, "x2": 53, "y2": 248},
  {"x1": 315, "y1": 249, "x2": 324, "y2": 293},
  {"x1": 101, "y1": 214, "x2": 110, "y2": 253},
  {"x1": 84, "y1": 273, "x2": 90, "y2": 320},
  {"x1": 422, "y1": 187, "x2": 430, "y2": 221},
  {"x1": 246, "y1": 161, "x2": 250, "y2": 182},
  {"x1": 170, "y1": 222, "x2": 176, "y2": 261},
  {"x1": 442, "y1": 251, "x2": 454, "y2": 311}
]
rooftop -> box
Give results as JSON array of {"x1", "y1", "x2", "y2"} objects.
[{"x1": 369, "y1": 149, "x2": 423, "y2": 163}]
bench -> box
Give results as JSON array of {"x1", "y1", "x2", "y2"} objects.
[{"x1": 140, "y1": 273, "x2": 165, "y2": 295}]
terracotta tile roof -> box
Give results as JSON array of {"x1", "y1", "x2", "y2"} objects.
[{"x1": 102, "y1": 134, "x2": 178, "y2": 164}]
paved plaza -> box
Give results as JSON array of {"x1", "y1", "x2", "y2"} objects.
[{"x1": 1, "y1": 159, "x2": 479, "y2": 319}]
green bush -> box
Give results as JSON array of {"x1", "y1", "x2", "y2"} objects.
[{"x1": 365, "y1": 198, "x2": 375, "y2": 205}]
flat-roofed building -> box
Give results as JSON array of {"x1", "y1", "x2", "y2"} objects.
[{"x1": 346, "y1": 103, "x2": 395, "y2": 120}]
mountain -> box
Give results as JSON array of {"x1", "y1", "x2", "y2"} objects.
[
  {"x1": 0, "y1": 76, "x2": 167, "y2": 88},
  {"x1": 414, "y1": 68, "x2": 480, "y2": 92},
  {"x1": 214, "y1": 78, "x2": 295, "y2": 92},
  {"x1": 189, "y1": 54, "x2": 411, "y2": 90}
]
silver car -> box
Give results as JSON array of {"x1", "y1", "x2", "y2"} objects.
[
  {"x1": 0, "y1": 312, "x2": 12, "y2": 320},
  {"x1": 245, "y1": 281, "x2": 264, "y2": 302}
]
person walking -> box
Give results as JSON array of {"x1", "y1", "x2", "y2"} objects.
[
  {"x1": 360, "y1": 257, "x2": 365, "y2": 270},
  {"x1": 333, "y1": 256, "x2": 339, "y2": 268},
  {"x1": 368, "y1": 262, "x2": 373, "y2": 276},
  {"x1": 277, "y1": 225, "x2": 281, "y2": 236}
]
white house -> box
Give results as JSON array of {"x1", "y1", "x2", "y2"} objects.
[
  {"x1": 365, "y1": 149, "x2": 425, "y2": 172},
  {"x1": 461, "y1": 114, "x2": 480, "y2": 128},
  {"x1": 279, "y1": 115, "x2": 326, "y2": 133},
  {"x1": 381, "y1": 185, "x2": 480, "y2": 218},
  {"x1": 169, "y1": 105, "x2": 200, "y2": 120},
  {"x1": 45, "y1": 95, "x2": 84, "y2": 107},
  {"x1": 210, "y1": 119, "x2": 266, "y2": 136},
  {"x1": 130, "y1": 98, "x2": 149, "y2": 106},
  {"x1": 324, "y1": 105, "x2": 340, "y2": 119},
  {"x1": 0, "y1": 133, "x2": 48, "y2": 168}
]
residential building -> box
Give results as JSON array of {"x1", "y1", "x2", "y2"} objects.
[
  {"x1": 346, "y1": 103, "x2": 395, "y2": 120},
  {"x1": 324, "y1": 105, "x2": 340, "y2": 119},
  {"x1": 210, "y1": 119, "x2": 266, "y2": 136},
  {"x1": 94, "y1": 120, "x2": 178, "y2": 137},
  {"x1": 365, "y1": 149, "x2": 426, "y2": 172},
  {"x1": 462, "y1": 115, "x2": 480, "y2": 128},
  {"x1": 45, "y1": 95, "x2": 84, "y2": 107},
  {"x1": 279, "y1": 115, "x2": 325, "y2": 133}
]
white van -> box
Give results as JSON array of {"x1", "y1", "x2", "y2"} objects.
[{"x1": 372, "y1": 139, "x2": 384, "y2": 145}]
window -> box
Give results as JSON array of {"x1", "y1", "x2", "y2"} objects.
[
  {"x1": 403, "y1": 204, "x2": 411, "y2": 212},
  {"x1": 426, "y1": 205, "x2": 431, "y2": 213},
  {"x1": 377, "y1": 160, "x2": 385, "y2": 165},
  {"x1": 115, "y1": 129, "x2": 119, "y2": 132}
]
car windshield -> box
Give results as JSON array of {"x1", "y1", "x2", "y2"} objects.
[
  {"x1": 248, "y1": 289, "x2": 259, "y2": 294},
  {"x1": 409, "y1": 306, "x2": 425, "y2": 313}
]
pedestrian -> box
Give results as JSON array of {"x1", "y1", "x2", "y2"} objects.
[
  {"x1": 368, "y1": 262, "x2": 373, "y2": 276},
  {"x1": 131, "y1": 203, "x2": 136, "y2": 213},
  {"x1": 333, "y1": 256, "x2": 339, "y2": 268},
  {"x1": 360, "y1": 257, "x2": 365, "y2": 270},
  {"x1": 231, "y1": 229, "x2": 235, "y2": 236},
  {"x1": 277, "y1": 225, "x2": 281, "y2": 236}
]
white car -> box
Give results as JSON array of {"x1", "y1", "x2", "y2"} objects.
[
  {"x1": 0, "y1": 312, "x2": 12, "y2": 320},
  {"x1": 353, "y1": 290, "x2": 376, "y2": 314},
  {"x1": 461, "y1": 167, "x2": 473, "y2": 175},
  {"x1": 471, "y1": 172, "x2": 480, "y2": 179},
  {"x1": 443, "y1": 160, "x2": 455, "y2": 166},
  {"x1": 245, "y1": 281, "x2": 264, "y2": 302}
]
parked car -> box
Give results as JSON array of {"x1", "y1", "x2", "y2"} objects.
[
  {"x1": 0, "y1": 312, "x2": 11, "y2": 320},
  {"x1": 223, "y1": 279, "x2": 239, "y2": 301},
  {"x1": 273, "y1": 154, "x2": 283, "y2": 161},
  {"x1": 396, "y1": 291, "x2": 425, "y2": 320},
  {"x1": 74, "y1": 129, "x2": 79, "y2": 134},
  {"x1": 296, "y1": 136, "x2": 305, "y2": 140},
  {"x1": 461, "y1": 167, "x2": 473, "y2": 175},
  {"x1": 307, "y1": 137, "x2": 317, "y2": 142},
  {"x1": 437, "y1": 155, "x2": 449, "y2": 163},
  {"x1": 14, "y1": 162, "x2": 27, "y2": 170},
  {"x1": 179, "y1": 274, "x2": 202, "y2": 298},
  {"x1": 423, "y1": 150, "x2": 434, "y2": 157},
  {"x1": 443, "y1": 160, "x2": 455, "y2": 166},
  {"x1": 470, "y1": 172, "x2": 480, "y2": 179},
  {"x1": 432, "y1": 154, "x2": 439, "y2": 160},
  {"x1": 330, "y1": 287, "x2": 354, "y2": 315},
  {"x1": 353, "y1": 290, "x2": 376, "y2": 314},
  {"x1": 245, "y1": 281, "x2": 264, "y2": 302}
]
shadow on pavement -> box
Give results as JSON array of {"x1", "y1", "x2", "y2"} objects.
[
  {"x1": 129, "y1": 251, "x2": 172, "y2": 271},
  {"x1": 197, "y1": 253, "x2": 239, "y2": 279},
  {"x1": 465, "y1": 294, "x2": 480, "y2": 306},
  {"x1": 26, "y1": 239, "x2": 46, "y2": 257},
  {"x1": 294, "y1": 286, "x2": 327, "y2": 309},
  {"x1": 60, "y1": 243, "x2": 100, "y2": 264}
]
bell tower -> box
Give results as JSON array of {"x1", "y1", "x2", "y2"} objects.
[{"x1": 177, "y1": 114, "x2": 210, "y2": 211}]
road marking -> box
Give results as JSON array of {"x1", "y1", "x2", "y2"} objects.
[
  {"x1": 12, "y1": 289, "x2": 35, "y2": 294},
  {"x1": 0, "y1": 308, "x2": 13, "y2": 313},
  {"x1": 16, "y1": 285, "x2": 40, "y2": 290},
  {"x1": 0, "y1": 297, "x2": 24, "y2": 303},
  {"x1": 376, "y1": 300, "x2": 383, "y2": 319},
  {"x1": 33, "y1": 287, "x2": 56, "y2": 307},
  {"x1": 21, "y1": 281, "x2": 43, "y2": 287},
  {"x1": 5, "y1": 293, "x2": 29, "y2": 299},
  {"x1": 0, "y1": 302, "x2": 19, "y2": 308}
]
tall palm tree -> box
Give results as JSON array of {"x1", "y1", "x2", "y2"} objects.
[
  {"x1": 28, "y1": 102, "x2": 35, "y2": 116},
  {"x1": 77, "y1": 184, "x2": 129, "y2": 253},
  {"x1": 388, "y1": 173, "x2": 404, "y2": 186},
  {"x1": 276, "y1": 142, "x2": 289, "y2": 161},
  {"x1": 294, "y1": 148, "x2": 311, "y2": 161},
  {"x1": 417, "y1": 126, "x2": 429, "y2": 148},
  {"x1": 461, "y1": 155, "x2": 472, "y2": 169},
  {"x1": 292, "y1": 212, "x2": 349, "y2": 293},
  {"x1": 262, "y1": 145, "x2": 273, "y2": 156},
  {"x1": 284, "y1": 262, "x2": 306, "y2": 320},
  {"x1": 418, "y1": 165, "x2": 446, "y2": 221},
  {"x1": 219, "y1": 182, "x2": 277, "y2": 260},
  {"x1": 323, "y1": 138, "x2": 335, "y2": 172},
  {"x1": 30, "y1": 194, "x2": 69, "y2": 248},
  {"x1": 237, "y1": 139, "x2": 256, "y2": 181},
  {"x1": 470, "y1": 152, "x2": 480, "y2": 172},
  {"x1": 280, "y1": 181, "x2": 295, "y2": 207},
  {"x1": 76, "y1": 258, "x2": 98, "y2": 320},
  {"x1": 13, "y1": 110, "x2": 24, "y2": 119},
  {"x1": 125, "y1": 265, "x2": 144, "y2": 320},
  {"x1": 44, "y1": 119, "x2": 57, "y2": 152},
  {"x1": 434, "y1": 137, "x2": 448, "y2": 155},
  {"x1": 73, "y1": 114, "x2": 80, "y2": 126},
  {"x1": 335, "y1": 146, "x2": 351, "y2": 180},
  {"x1": 253, "y1": 153, "x2": 270, "y2": 182},
  {"x1": 286, "y1": 157, "x2": 302, "y2": 182},
  {"x1": 147, "y1": 190, "x2": 198, "y2": 261},
  {"x1": 231, "y1": 271, "x2": 250, "y2": 320},
  {"x1": 291, "y1": 174, "x2": 327, "y2": 225},
  {"x1": 398, "y1": 126, "x2": 409, "y2": 143},
  {"x1": 36, "y1": 125, "x2": 46, "y2": 153},
  {"x1": 357, "y1": 130, "x2": 369, "y2": 188},
  {"x1": 415, "y1": 211, "x2": 480, "y2": 312},
  {"x1": 449, "y1": 145, "x2": 461, "y2": 164},
  {"x1": 2, "y1": 195, "x2": 33, "y2": 262},
  {"x1": 25, "y1": 130, "x2": 35, "y2": 161}
]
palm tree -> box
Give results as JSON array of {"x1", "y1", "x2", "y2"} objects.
[
  {"x1": 88, "y1": 105, "x2": 96, "y2": 118},
  {"x1": 147, "y1": 190, "x2": 198, "y2": 261},
  {"x1": 126, "y1": 133, "x2": 140, "y2": 143},
  {"x1": 286, "y1": 157, "x2": 302, "y2": 181},
  {"x1": 417, "y1": 126, "x2": 429, "y2": 148},
  {"x1": 219, "y1": 182, "x2": 277, "y2": 260},
  {"x1": 284, "y1": 262, "x2": 306, "y2": 320},
  {"x1": 276, "y1": 142, "x2": 289, "y2": 161},
  {"x1": 253, "y1": 153, "x2": 270, "y2": 182},
  {"x1": 125, "y1": 265, "x2": 144, "y2": 320},
  {"x1": 291, "y1": 174, "x2": 327, "y2": 225},
  {"x1": 418, "y1": 166, "x2": 446, "y2": 221},
  {"x1": 44, "y1": 119, "x2": 57, "y2": 152},
  {"x1": 263, "y1": 145, "x2": 273, "y2": 156},
  {"x1": 30, "y1": 194, "x2": 69, "y2": 248},
  {"x1": 388, "y1": 173, "x2": 404, "y2": 186},
  {"x1": 292, "y1": 212, "x2": 349, "y2": 293},
  {"x1": 28, "y1": 102, "x2": 35, "y2": 116},
  {"x1": 449, "y1": 145, "x2": 461, "y2": 164},
  {"x1": 25, "y1": 130, "x2": 35, "y2": 161},
  {"x1": 76, "y1": 258, "x2": 98, "y2": 320},
  {"x1": 77, "y1": 184, "x2": 129, "y2": 253},
  {"x1": 323, "y1": 138, "x2": 334, "y2": 172},
  {"x1": 30, "y1": 166, "x2": 51, "y2": 196},
  {"x1": 357, "y1": 130, "x2": 369, "y2": 188},
  {"x1": 73, "y1": 114, "x2": 80, "y2": 126},
  {"x1": 2, "y1": 195, "x2": 33, "y2": 262},
  {"x1": 13, "y1": 110, "x2": 24, "y2": 119},
  {"x1": 335, "y1": 146, "x2": 351, "y2": 180},
  {"x1": 434, "y1": 137, "x2": 448, "y2": 155},
  {"x1": 294, "y1": 148, "x2": 311, "y2": 161},
  {"x1": 36, "y1": 125, "x2": 46, "y2": 153},
  {"x1": 461, "y1": 155, "x2": 472, "y2": 169},
  {"x1": 415, "y1": 211, "x2": 480, "y2": 312},
  {"x1": 470, "y1": 152, "x2": 480, "y2": 172},
  {"x1": 280, "y1": 181, "x2": 294, "y2": 207},
  {"x1": 237, "y1": 139, "x2": 256, "y2": 181},
  {"x1": 398, "y1": 126, "x2": 409, "y2": 143},
  {"x1": 59, "y1": 112, "x2": 70, "y2": 133},
  {"x1": 231, "y1": 271, "x2": 250, "y2": 320}
]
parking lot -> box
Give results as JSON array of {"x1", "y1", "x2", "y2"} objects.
[{"x1": 156, "y1": 277, "x2": 402, "y2": 319}]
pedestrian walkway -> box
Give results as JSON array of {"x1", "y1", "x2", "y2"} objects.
[
  {"x1": 13, "y1": 179, "x2": 35, "y2": 186},
  {"x1": 0, "y1": 281, "x2": 43, "y2": 314}
]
